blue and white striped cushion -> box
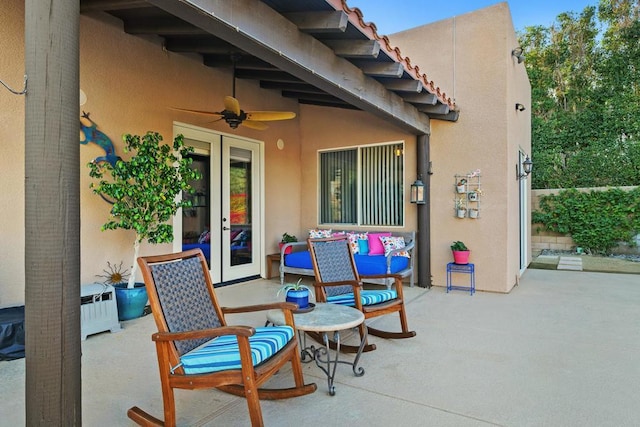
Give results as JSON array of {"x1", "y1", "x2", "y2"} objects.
[
  {"x1": 326, "y1": 290, "x2": 397, "y2": 307},
  {"x1": 178, "y1": 326, "x2": 294, "y2": 374}
]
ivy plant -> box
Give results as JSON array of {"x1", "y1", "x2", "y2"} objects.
[
  {"x1": 532, "y1": 187, "x2": 640, "y2": 254},
  {"x1": 88, "y1": 132, "x2": 201, "y2": 288}
]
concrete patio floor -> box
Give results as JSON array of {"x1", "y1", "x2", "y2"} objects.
[{"x1": 1, "y1": 269, "x2": 639, "y2": 426}]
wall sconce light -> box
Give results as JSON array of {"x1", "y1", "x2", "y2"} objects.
[
  {"x1": 517, "y1": 156, "x2": 533, "y2": 180},
  {"x1": 512, "y1": 47, "x2": 525, "y2": 64},
  {"x1": 410, "y1": 176, "x2": 426, "y2": 204},
  {"x1": 515, "y1": 103, "x2": 526, "y2": 112}
]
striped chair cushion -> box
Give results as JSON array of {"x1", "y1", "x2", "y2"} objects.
[
  {"x1": 178, "y1": 326, "x2": 294, "y2": 375},
  {"x1": 326, "y1": 290, "x2": 397, "y2": 307}
]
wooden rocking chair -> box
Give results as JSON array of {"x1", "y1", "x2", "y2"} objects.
[
  {"x1": 307, "y1": 236, "x2": 416, "y2": 353},
  {"x1": 128, "y1": 249, "x2": 316, "y2": 427}
]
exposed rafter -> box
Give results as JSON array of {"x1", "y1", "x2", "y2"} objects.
[{"x1": 80, "y1": 0, "x2": 460, "y2": 127}]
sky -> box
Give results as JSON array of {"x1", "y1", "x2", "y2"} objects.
[{"x1": 347, "y1": 0, "x2": 600, "y2": 34}]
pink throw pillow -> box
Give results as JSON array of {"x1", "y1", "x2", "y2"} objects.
[{"x1": 367, "y1": 232, "x2": 392, "y2": 256}]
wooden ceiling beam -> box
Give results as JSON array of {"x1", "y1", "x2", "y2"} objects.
[
  {"x1": 80, "y1": 0, "x2": 150, "y2": 12},
  {"x1": 401, "y1": 92, "x2": 438, "y2": 105},
  {"x1": 259, "y1": 81, "x2": 325, "y2": 94},
  {"x1": 350, "y1": 61, "x2": 404, "y2": 78},
  {"x1": 281, "y1": 91, "x2": 350, "y2": 105},
  {"x1": 417, "y1": 104, "x2": 450, "y2": 114},
  {"x1": 164, "y1": 36, "x2": 233, "y2": 53},
  {"x1": 284, "y1": 11, "x2": 348, "y2": 34},
  {"x1": 323, "y1": 39, "x2": 380, "y2": 59},
  {"x1": 124, "y1": 19, "x2": 207, "y2": 35},
  {"x1": 234, "y1": 69, "x2": 303, "y2": 84},
  {"x1": 147, "y1": 0, "x2": 431, "y2": 134},
  {"x1": 376, "y1": 78, "x2": 423, "y2": 93}
]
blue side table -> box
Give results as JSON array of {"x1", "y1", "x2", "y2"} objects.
[{"x1": 446, "y1": 262, "x2": 475, "y2": 295}]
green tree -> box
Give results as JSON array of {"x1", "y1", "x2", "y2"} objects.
[
  {"x1": 88, "y1": 132, "x2": 201, "y2": 288},
  {"x1": 519, "y1": 1, "x2": 640, "y2": 188}
]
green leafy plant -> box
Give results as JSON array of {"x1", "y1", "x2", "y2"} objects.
[
  {"x1": 533, "y1": 187, "x2": 640, "y2": 254},
  {"x1": 281, "y1": 232, "x2": 298, "y2": 243},
  {"x1": 277, "y1": 278, "x2": 313, "y2": 297},
  {"x1": 451, "y1": 241, "x2": 469, "y2": 251},
  {"x1": 88, "y1": 132, "x2": 201, "y2": 288}
]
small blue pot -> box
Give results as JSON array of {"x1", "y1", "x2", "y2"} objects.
[
  {"x1": 286, "y1": 289, "x2": 309, "y2": 309},
  {"x1": 113, "y1": 283, "x2": 148, "y2": 321}
]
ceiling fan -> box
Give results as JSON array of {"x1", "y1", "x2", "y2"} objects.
[{"x1": 172, "y1": 55, "x2": 296, "y2": 130}]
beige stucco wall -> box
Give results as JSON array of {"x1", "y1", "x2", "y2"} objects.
[
  {"x1": 390, "y1": 2, "x2": 531, "y2": 292},
  {"x1": 297, "y1": 104, "x2": 417, "y2": 235}
]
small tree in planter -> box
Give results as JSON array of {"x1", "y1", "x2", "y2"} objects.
[{"x1": 88, "y1": 132, "x2": 201, "y2": 290}]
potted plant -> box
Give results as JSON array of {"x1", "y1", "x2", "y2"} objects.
[
  {"x1": 469, "y1": 208, "x2": 479, "y2": 219},
  {"x1": 279, "y1": 232, "x2": 298, "y2": 255},
  {"x1": 456, "y1": 178, "x2": 467, "y2": 193},
  {"x1": 455, "y1": 197, "x2": 467, "y2": 218},
  {"x1": 88, "y1": 131, "x2": 201, "y2": 320},
  {"x1": 277, "y1": 278, "x2": 313, "y2": 310},
  {"x1": 451, "y1": 241, "x2": 470, "y2": 264}
]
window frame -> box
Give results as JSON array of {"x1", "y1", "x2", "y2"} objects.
[{"x1": 317, "y1": 140, "x2": 406, "y2": 228}]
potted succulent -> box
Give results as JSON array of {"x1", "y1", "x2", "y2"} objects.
[
  {"x1": 277, "y1": 278, "x2": 313, "y2": 310},
  {"x1": 455, "y1": 197, "x2": 467, "y2": 218},
  {"x1": 88, "y1": 131, "x2": 201, "y2": 320},
  {"x1": 279, "y1": 232, "x2": 298, "y2": 255},
  {"x1": 451, "y1": 241, "x2": 470, "y2": 264},
  {"x1": 456, "y1": 178, "x2": 467, "y2": 193}
]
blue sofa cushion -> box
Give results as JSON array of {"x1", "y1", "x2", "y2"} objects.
[
  {"x1": 178, "y1": 326, "x2": 294, "y2": 375},
  {"x1": 183, "y1": 243, "x2": 210, "y2": 260},
  {"x1": 284, "y1": 251, "x2": 409, "y2": 275},
  {"x1": 354, "y1": 254, "x2": 408, "y2": 275}
]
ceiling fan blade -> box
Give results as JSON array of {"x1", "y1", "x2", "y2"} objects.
[
  {"x1": 241, "y1": 120, "x2": 269, "y2": 130},
  {"x1": 245, "y1": 111, "x2": 296, "y2": 121},
  {"x1": 170, "y1": 107, "x2": 223, "y2": 117},
  {"x1": 224, "y1": 96, "x2": 241, "y2": 116}
]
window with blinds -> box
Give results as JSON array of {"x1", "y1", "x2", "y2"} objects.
[{"x1": 319, "y1": 142, "x2": 404, "y2": 226}]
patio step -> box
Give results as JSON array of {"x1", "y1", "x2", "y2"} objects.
[{"x1": 557, "y1": 256, "x2": 583, "y2": 271}]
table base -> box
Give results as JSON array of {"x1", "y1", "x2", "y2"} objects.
[{"x1": 300, "y1": 327, "x2": 366, "y2": 396}]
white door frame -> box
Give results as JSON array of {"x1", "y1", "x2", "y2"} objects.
[
  {"x1": 518, "y1": 149, "x2": 529, "y2": 274},
  {"x1": 173, "y1": 122, "x2": 265, "y2": 284}
]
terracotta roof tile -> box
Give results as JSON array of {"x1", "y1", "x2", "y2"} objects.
[{"x1": 326, "y1": 0, "x2": 456, "y2": 110}]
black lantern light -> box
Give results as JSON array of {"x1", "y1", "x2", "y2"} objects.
[{"x1": 410, "y1": 176, "x2": 426, "y2": 204}]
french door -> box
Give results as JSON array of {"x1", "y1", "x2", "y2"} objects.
[{"x1": 174, "y1": 123, "x2": 263, "y2": 285}]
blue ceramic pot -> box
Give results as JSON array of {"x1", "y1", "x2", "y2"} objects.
[
  {"x1": 113, "y1": 283, "x2": 148, "y2": 321},
  {"x1": 286, "y1": 289, "x2": 309, "y2": 309}
]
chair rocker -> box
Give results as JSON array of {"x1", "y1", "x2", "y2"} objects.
[
  {"x1": 307, "y1": 236, "x2": 416, "y2": 353},
  {"x1": 128, "y1": 249, "x2": 316, "y2": 427}
]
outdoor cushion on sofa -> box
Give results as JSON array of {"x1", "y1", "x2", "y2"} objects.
[{"x1": 284, "y1": 251, "x2": 409, "y2": 275}]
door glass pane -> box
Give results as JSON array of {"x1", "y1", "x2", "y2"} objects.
[
  {"x1": 182, "y1": 153, "x2": 211, "y2": 265},
  {"x1": 230, "y1": 148, "x2": 252, "y2": 266}
]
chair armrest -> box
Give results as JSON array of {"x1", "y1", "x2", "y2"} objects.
[
  {"x1": 221, "y1": 301, "x2": 298, "y2": 315},
  {"x1": 152, "y1": 325, "x2": 255, "y2": 342},
  {"x1": 312, "y1": 279, "x2": 362, "y2": 289},
  {"x1": 280, "y1": 241, "x2": 307, "y2": 256}
]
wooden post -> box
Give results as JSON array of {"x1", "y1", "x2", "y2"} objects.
[
  {"x1": 416, "y1": 134, "x2": 432, "y2": 288},
  {"x1": 25, "y1": 0, "x2": 81, "y2": 424}
]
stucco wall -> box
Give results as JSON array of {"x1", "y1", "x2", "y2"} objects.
[
  {"x1": 297, "y1": 104, "x2": 417, "y2": 235},
  {"x1": 0, "y1": 2, "x2": 303, "y2": 307},
  {"x1": 390, "y1": 3, "x2": 532, "y2": 292}
]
